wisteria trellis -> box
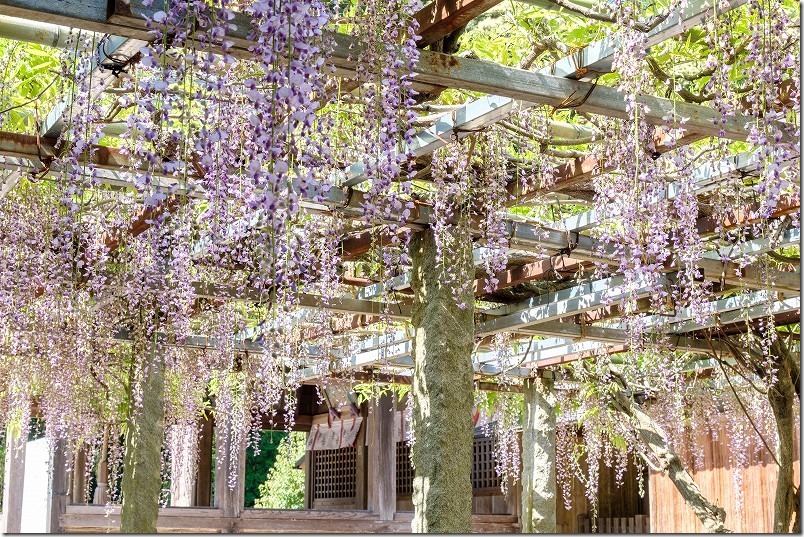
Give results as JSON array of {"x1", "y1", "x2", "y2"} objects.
[{"x1": 0, "y1": 0, "x2": 798, "y2": 522}]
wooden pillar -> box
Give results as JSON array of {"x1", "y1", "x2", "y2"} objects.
[
  {"x1": 355, "y1": 405, "x2": 369, "y2": 510},
  {"x1": 1, "y1": 424, "x2": 26, "y2": 534},
  {"x1": 521, "y1": 372, "x2": 557, "y2": 533},
  {"x1": 121, "y1": 351, "x2": 166, "y2": 533},
  {"x1": 47, "y1": 438, "x2": 69, "y2": 533},
  {"x1": 304, "y1": 432, "x2": 313, "y2": 509},
  {"x1": 195, "y1": 412, "x2": 213, "y2": 507},
  {"x1": 169, "y1": 423, "x2": 198, "y2": 506},
  {"x1": 71, "y1": 447, "x2": 87, "y2": 504},
  {"x1": 368, "y1": 393, "x2": 397, "y2": 520},
  {"x1": 214, "y1": 425, "x2": 246, "y2": 520},
  {"x1": 92, "y1": 427, "x2": 110, "y2": 505},
  {"x1": 410, "y1": 226, "x2": 474, "y2": 533}
]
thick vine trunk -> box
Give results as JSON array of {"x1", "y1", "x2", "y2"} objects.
[
  {"x1": 613, "y1": 390, "x2": 730, "y2": 533},
  {"x1": 410, "y1": 227, "x2": 474, "y2": 533},
  {"x1": 767, "y1": 338, "x2": 798, "y2": 533},
  {"x1": 121, "y1": 352, "x2": 165, "y2": 533},
  {"x1": 521, "y1": 373, "x2": 557, "y2": 533}
]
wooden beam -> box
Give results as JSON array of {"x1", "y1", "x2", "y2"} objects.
[
  {"x1": 473, "y1": 256, "x2": 584, "y2": 295},
  {"x1": 696, "y1": 195, "x2": 800, "y2": 236},
  {"x1": 414, "y1": 0, "x2": 503, "y2": 48}
]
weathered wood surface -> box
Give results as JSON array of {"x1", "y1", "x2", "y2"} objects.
[
  {"x1": 555, "y1": 447, "x2": 647, "y2": 533},
  {"x1": 1, "y1": 425, "x2": 26, "y2": 533},
  {"x1": 196, "y1": 412, "x2": 214, "y2": 507},
  {"x1": 648, "y1": 415, "x2": 801, "y2": 533},
  {"x1": 414, "y1": 0, "x2": 504, "y2": 47},
  {"x1": 71, "y1": 447, "x2": 87, "y2": 504},
  {"x1": 368, "y1": 393, "x2": 397, "y2": 520},
  {"x1": 214, "y1": 425, "x2": 247, "y2": 518},
  {"x1": 59, "y1": 505, "x2": 519, "y2": 533},
  {"x1": 576, "y1": 514, "x2": 650, "y2": 533},
  {"x1": 47, "y1": 438, "x2": 70, "y2": 533}
]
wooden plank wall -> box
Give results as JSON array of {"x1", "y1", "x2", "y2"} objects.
[
  {"x1": 649, "y1": 415, "x2": 801, "y2": 533},
  {"x1": 556, "y1": 451, "x2": 648, "y2": 533}
]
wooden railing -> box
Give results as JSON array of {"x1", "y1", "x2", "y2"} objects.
[
  {"x1": 578, "y1": 514, "x2": 650, "y2": 533},
  {"x1": 60, "y1": 505, "x2": 519, "y2": 533}
]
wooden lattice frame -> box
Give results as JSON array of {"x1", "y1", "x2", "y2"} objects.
[{"x1": 311, "y1": 447, "x2": 357, "y2": 500}]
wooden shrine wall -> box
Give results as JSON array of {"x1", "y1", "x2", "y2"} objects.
[
  {"x1": 392, "y1": 434, "x2": 519, "y2": 515},
  {"x1": 649, "y1": 416, "x2": 801, "y2": 533},
  {"x1": 556, "y1": 450, "x2": 648, "y2": 533}
]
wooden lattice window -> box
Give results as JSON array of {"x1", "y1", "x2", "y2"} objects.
[
  {"x1": 471, "y1": 435, "x2": 501, "y2": 490},
  {"x1": 395, "y1": 436, "x2": 501, "y2": 494},
  {"x1": 396, "y1": 441, "x2": 414, "y2": 495},
  {"x1": 311, "y1": 447, "x2": 357, "y2": 500}
]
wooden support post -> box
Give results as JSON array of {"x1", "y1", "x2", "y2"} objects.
[
  {"x1": 92, "y1": 427, "x2": 109, "y2": 505},
  {"x1": 521, "y1": 372, "x2": 557, "y2": 533},
  {"x1": 410, "y1": 225, "x2": 474, "y2": 533},
  {"x1": 304, "y1": 434, "x2": 314, "y2": 509},
  {"x1": 214, "y1": 425, "x2": 246, "y2": 520},
  {"x1": 368, "y1": 393, "x2": 397, "y2": 520},
  {"x1": 47, "y1": 438, "x2": 69, "y2": 533},
  {"x1": 71, "y1": 447, "x2": 87, "y2": 504},
  {"x1": 355, "y1": 404, "x2": 369, "y2": 510},
  {"x1": 169, "y1": 423, "x2": 198, "y2": 506},
  {"x1": 1, "y1": 424, "x2": 26, "y2": 534},
  {"x1": 195, "y1": 412, "x2": 213, "y2": 507}
]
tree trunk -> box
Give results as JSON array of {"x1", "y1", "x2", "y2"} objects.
[
  {"x1": 410, "y1": 226, "x2": 474, "y2": 533},
  {"x1": 521, "y1": 373, "x2": 557, "y2": 533},
  {"x1": 612, "y1": 390, "x2": 730, "y2": 533},
  {"x1": 767, "y1": 338, "x2": 798, "y2": 533},
  {"x1": 121, "y1": 351, "x2": 165, "y2": 533}
]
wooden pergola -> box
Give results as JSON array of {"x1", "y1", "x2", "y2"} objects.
[{"x1": 0, "y1": 0, "x2": 798, "y2": 532}]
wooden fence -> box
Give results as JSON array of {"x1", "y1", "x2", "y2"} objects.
[
  {"x1": 578, "y1": 514, "x2": 650, "y2": 533},
  {"x1": 59, "y1": 505, "x2": 519, "y2": 533}
]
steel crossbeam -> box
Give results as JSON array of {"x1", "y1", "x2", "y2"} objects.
[
  {"x1": 0, "y1": 0, "x2": 783, "y2": 149},
  {"x1": 339, "y1": 0, "x2": 753, "y2": 187}
]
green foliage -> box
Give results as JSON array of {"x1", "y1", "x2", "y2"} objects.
[
  {"x1": 244, "y1": 430, "x2": 288, "y2": 508},
  {"x1": 255, "y1": 432, "x2": 306, "y2": 509},
  {"x1": 352, "y1": 381, "x2": 410, "y2": 405},
  {"x1": 0, "y1": 38, "x2": 61, "y2": 134}
]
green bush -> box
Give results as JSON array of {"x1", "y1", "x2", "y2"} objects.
[
  {"x1": 254, "y1": 432, "x2": 306, "y2": 509},
  {"x1": 245, "y1": 431, "x2": 288, "y2": 507}
]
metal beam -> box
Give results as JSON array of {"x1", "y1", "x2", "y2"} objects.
[
  {"x1": 702, "y1": 227, "x2": 800, "y2": 261},
  {"x1": 41, "y1": 36, "x2": 146, "y2": 138},
  {"x1": 475, "y1": 274, "x2": 665, "y2": 336},
  {"x1": 668, "y1": 294, "x2": 800, "y2": 334},
  {"x1": 556, "y1": 151, "x2": 791, "y2": 233},
  {"x1": 340, "y1": 0, "x2": 751, "y2": 187},
  {"x1": 190, "y1": 282, "x2": 413, "y2": 320},
  {"x1": 0, "y1": 0, "x2": 777, "y2": 145},
  {"x1": 540, "y1": 0, "x2": 750, "y2": 80}
]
